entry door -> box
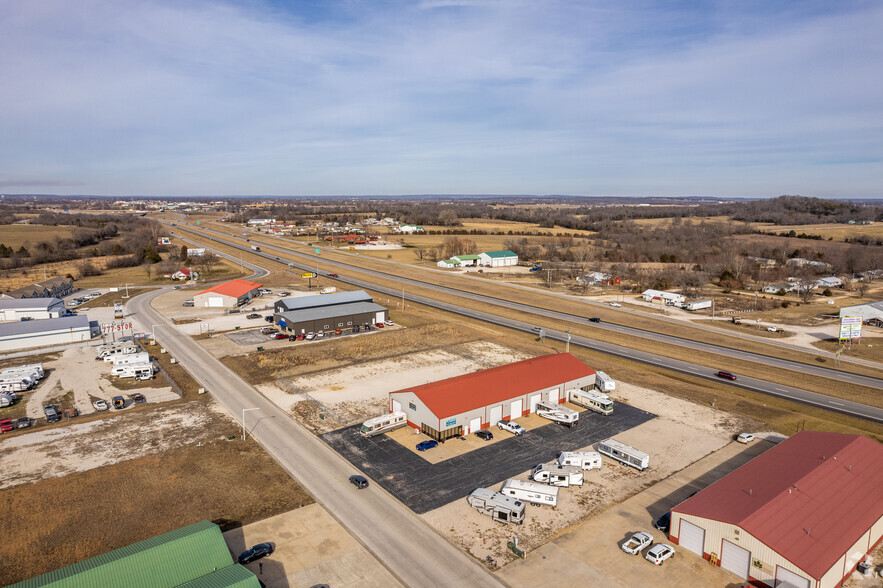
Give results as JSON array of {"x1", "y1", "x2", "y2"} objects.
[
  {"x1": 510, "y1": 399, "x2": 522, "y2": 419},
  {"x1": 489, "y1": 406, "x2": 502, "y2": 426},
  {"x1": 720, "y1": 540, "x2": 750, "y2": 580},
  {"x1": 678, "y1": 520, "x2": 705, "y2": 557},
  {"x1": 528, "y1": 394, "x2": 541, "y2": 413},
  {"x1": 392, "y1": 400, "x2": 402, "y2": 413},
  {"x1": 468, "y1": 417, "x2": 481, "y2": 434},
  {"x1": 775, "y1": 567, "x2": 810, "y2": 588}
]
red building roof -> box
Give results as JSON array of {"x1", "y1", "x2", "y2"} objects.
[
  {"x1": 197, "y1": 279, "x2": 262, "y2": 298},
  {"x1": 390, "y1": 353, "x2": 594, "y2": 418},
  {"x1": 673, "y1": 431, "x2": 883, "y2": 580}
]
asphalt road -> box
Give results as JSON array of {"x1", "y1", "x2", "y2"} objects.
[
  {"x1": 127, "y1": 289, "x2": 503, "y2": 588},
  {"x1": 165, "y1": 223, "x2": 883, "y2": 424},
  {"x1": 322, "y1": 403, "x2": 656, "y2": 514}
]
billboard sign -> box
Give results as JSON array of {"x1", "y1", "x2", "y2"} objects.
[
  {"x1": 839, "y1": 316, "x2": 862, "y2": 340},
  {"x1": 101, "y1": 321, "x2": 134, "y2": 335},
  {"x1": 301, "y1": 272, "x2": 317, "y2": 279},
  {"x1": 187, "y1": 248, "x2": 206, "y2": 257},
  {"x1": 157, "y1": 237, "x2": 171, "y2": 245}
]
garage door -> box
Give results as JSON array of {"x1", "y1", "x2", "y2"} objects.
[
  {"x1": 375, "y1": 312, "x2": 385, "y2": 323},
  {"x1": 775, "y1": 567, "x2": 810, "y2": 588},
  {"x1": 721, "y1": 540, "x2": 750, "y2": 580},
  {"x1": 392, "y1": 400, "x2": 402, "y2": 413},
  {"x1": 468, "y1": 417, "x2": 481, "y2": 435},
  {"x1": 678, "y1": 520, "x2": 705, "y2": 557},
  {"x1": 489, "y1": 406, "x2": 502, "y2": 426},
  {"x1": 528, "y1": 394, "x2": 541, "y2": 413},
  {"x1": 545, "y1": 388, "x2": 560, "y2": 402},
  {"x1": 208, "y1": 297, "x2": 224, "y2": 307},
  {"x1": 510, "y1": 399, "x2": 522, "y2": 419}
]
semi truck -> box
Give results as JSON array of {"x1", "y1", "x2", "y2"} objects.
[
  {"x1": 466, "y1": 488, "x2": 525, "y2": 525},
  {"x1": 557, "y1": 451, "x2": 602, "y2": 471},
  {"x1": 568, "y1": 388, "x2": 613, "y2": 415},
  {"x1": 251, "y1": 245, "x2": 261, "y2": 252},
  {"x1": 530, "y1": 463, "x2": 584, "y2": 487},
  {"x1": 598, "y1": 438, "x2": 650, "y2": 471},
  {"x1": 595, "y1": 371, "x2": 616, "y2": 392},
  {"x1": 535, "y1": 400, "x2": 579, "y2": 427},
  {"x1": 500, "y1": 479, "x2": 558, "y2": 507}
]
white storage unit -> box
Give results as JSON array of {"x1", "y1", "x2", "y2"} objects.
[
  {"x1": 544, "y1": 387, "x2": 560, "y2": 402},
  {"x1": 679, "y1": 520, "x2": 705, "y2": 557},
  {"x1": 720, "y1": 540, "x2": 750, "y2": 580},
  {"x1": 529, "y1": 393, "x2": 541, "y2": 413},
  {"x1": 775, "y1": 567, "x2": 810, "y2": 588},
  {"x1": 489, "y1": 406, "x2": 502, "y2": 426},
  {"x1": 468, "y1": 417, "x2": 481, "y2": 435},
  {"x1": 510, "y1": 399, "x2": 522, "y2": 419}
]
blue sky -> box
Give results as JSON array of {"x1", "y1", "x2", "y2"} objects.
[{"x1": 1, "y1": 1, "x2": 881, "y2": 198}]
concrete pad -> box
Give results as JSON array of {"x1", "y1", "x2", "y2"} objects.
[{"x1": 223, "y1": 504, "x2": 403, "y2": 588}]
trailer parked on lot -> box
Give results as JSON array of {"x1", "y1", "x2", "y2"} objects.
[
  {"x1": 598, "y1": 438, "x2": 649, "y2": 471},
  {"x1": 97, "y1": 342, "x2": 139, "y2": 361},
  {"x1": 112, "y1": 364, "x2": 154, "y2": 379},
  {"x1": 466, "y1": 488, "x2": 525, "y2": 525},
  {"x1": 360, "y1": 411, "x2": 407, "y2": 437},
  {"x1": 111, "y1": 352, "x2": 150, "y2": 368},
  {"x1": 557, "y1": 451, "x2": 602, "y2": 471},
  {"x1": 0, "y1": 377, "x2": 32, "y2": 393},
  {"x1": 684, "y1": 299, "x2": 712, "y2": 311},
  {"x1": 500, "y1": 479, "x2": 558, "y2": 507},
  {"x1": 535, "y1": 400, "x2": 579, "y2": 427},
  {"x1": 594, "y1": 371, "x2": 616, "y2": 392},
  {"x1": 530, "y1": 463, "x2": 584, "y2": 487},
  {"x1": 2, "y1": 363, "x2": 45, "y2": 380},
  {"x1": 568, "y1": 388, "x2": 614, "y2": 415}
]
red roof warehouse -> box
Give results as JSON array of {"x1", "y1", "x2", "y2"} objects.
[
  {"x1": 670, "y1": 431, "x2": 883, "y2": 588},
  {"x1": 388, "y1": 353, "x2": 596, "y2": 441},
  {"x1": 193, "y1": 279, "x2": 262, "y2": 308}
]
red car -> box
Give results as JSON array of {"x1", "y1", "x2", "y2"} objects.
[
  {"x1": 296, "y1": 333, "x2": 305, "y2": 340},
  {"x1": 329, "y1": 273, "x2": 339, "y2": 278},
  {"x1": 716, "y1": 370, "x2": 737, "y2": 380},
  {"x1": 274, "y1": 333, "x2": 288, "y2": 340},
  {"x1": 375, "y1": 322, "x2": 384, "y2": 328},
  {"x1": 0, "y1": 419, "x2": 14, "y2": 433}
]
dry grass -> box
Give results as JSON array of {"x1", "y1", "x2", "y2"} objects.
[
  {"x1": 811, "y1": 337, "x2": 883, "y2": 362},
  {"x1": 0, "y1": 408, "x2": 312, "y2": 585},
  {"x1": 142, "y1": 340, "x2": 203, "y2": 398},
  {"x1": 753, "y1": 222, "x2": 883, "y2": 241},
  {"x1": 0, "y1": 224, "x2": 78, "y2": 248}
]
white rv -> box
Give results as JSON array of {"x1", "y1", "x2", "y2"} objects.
[
  {"x1": 530, "y1": 463, "x2": 584, "y2": 487},
  {"x1": 0, "y1": 392, "x2": 18, "y2": 407},
  {"x1": 557, "y1": 451, "x2": 602, "y2": 471},
  {"x1": 535, "y1": 400, "x2": 579, "y2": 427},
  {"x1": 466, "y1": 488, "x2": 525, "y2": 525},
  {"x1": 2, "y1": 363, "x2": 44, "y2": 380},
  {"x1": 598, "y1": 438, "x2": 649, "y2": 471},
  {"x1": 98, "y1": 343, "x2": 139, "y2": 361},
  {"x1": 0, "y1": 370, "x2": 36, "y2": 387},
  {"x1": 360, "y1": 411, "x2": 407, "y2": 437},
  {"x1": 0, "y1": 377, "x2": 32, "y2": 393},
  {"x1": 111, "y1": 352, "x2": 150, "y2": 368},
  {"x1": 568, "y1": 388, "x2": 614, "y2": 415},
  {"x1": 112, "y1": 364, "x2": 154, "y2": 380},
  {"x1": 595, "y1": 371, "x2": 616, "y2": 392},
  {"x1": 500, "y1": 479, "x2": 558, "y2": 508}
]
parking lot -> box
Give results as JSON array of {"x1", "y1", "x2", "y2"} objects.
[{"x1": 320, "y1": 402, "x2": 655, "y2": 514}]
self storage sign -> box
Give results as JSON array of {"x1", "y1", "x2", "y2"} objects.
[{"x1": 101, "y1": 322, "x2": 134, "y2": 334}]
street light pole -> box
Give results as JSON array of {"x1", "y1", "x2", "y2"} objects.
[
  {"x1": 242, "y1": 407, "x2": 260, "y2": 440},
  {"x1": 566, "y1": 329, "x2": 572, "y2": 353},
  {"x1": 124, "y1": 283, "x2": 133, "y2": 298},
  {"x1": 151, "y1": 323, "x2": 162, "y2": 343}
]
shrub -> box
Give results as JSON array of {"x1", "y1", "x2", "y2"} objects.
[{"x1": 781, "y1": 301, "x2": 791, "y2": 308}]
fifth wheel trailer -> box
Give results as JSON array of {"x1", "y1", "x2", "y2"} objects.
[
  {"x1": 466, "y1": 488, "x2": 525, "y2": 525},
  {"x1": 500, "y1": 479, "x2": 558, "y2": 507},
  {"x1": 598, "y1": 438, "x2": 650, "y2": 471},
  {"x1": 535, "y1": 401, "x2": 579, "y2": 427}
]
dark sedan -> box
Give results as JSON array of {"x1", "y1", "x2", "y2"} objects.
[
  {"x1": 238, "y1": 543, "x2": 274, "y2": 565},
  {"x1": 349, "y1": 475, "x2": 369, "y2": 489},
  {"x1": 475, "y1": 429, "x2": 494, "y2": 441},
  {"x1": 716, "y1": 370, "x2": 737, "y2": 380},
  {"x1": 654, "y1": 511, "x2": 671, "y2": 533},
  {"x1": 416, "y1": 440, "x2": 438, "y2": 451}
]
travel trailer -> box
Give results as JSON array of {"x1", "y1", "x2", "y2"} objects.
[
  {"x1": 568, "y1": 388, "x2": 614, "y2": 415},
  {"x1": 466, "y1": 488, "x2": 525, "y2": 525},
  {"x1": 557, "y1": 451, "x2": 602, "y2": 471},
  {"x1": 500, "y1": 479, "x2": 558, "y2": 508},
  {"x1": 594, "y1": 371, "x2": 616, "y2": 392},
  {"x1": 598, "y1": 438, "x2": 650, "y2": 471},
  {"x1": 1, "y1": 363, "x2": 44, "y2": 380},
  {"x1": 112, "y1": 364, "x2": 154, "y2": 380},
  {"x1": 360, "y1": 411, "x2": 407, "y2": 437},
  {"x1": 97, "y1": 343, "x2": 139, "y2": 361},
  {"x1": 530, "y1": 463, "x2": 584, "y2": 487},
  {"x1": 535, "y1": 400, "x2": 579, "y2": 427},
  {"x1": 111, "y1": 352, "x2": 150, "y2": 368}
]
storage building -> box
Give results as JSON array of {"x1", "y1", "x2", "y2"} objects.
[
  {"x1": 641, "y1": 289, "x2": 686, "y2": 305},
  {"x1": 274, "y1": 290, "x2": 387, "y2": 334},
  {"x1": 0, "y1": 297, "x2": 67, "y2": 321},
  {"x1": 194, "y1": 279, "x2": 262, "y2": 308},
  {"x1": 670, "y1": 431, "x2": 883, "y2": 588},
  {"x1": 0, "y1": 315, "x2": 98, "y2": 352},
  {"x1": 478, "y1": 250, "x2": 518, "y2": 267},
  {"x1": 839, "y1": 301, "x2": 883, "y2": 324},
  {"x1": 388, "y1": 353, "x2": 595, "y2": 441}
]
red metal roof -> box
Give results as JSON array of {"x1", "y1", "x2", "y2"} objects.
[
  {"x1": 196, "y1": 279, "x2": 262, "y2": 298},
  {"x1": 389, "y1": 353, "x2": 594, "y2": 418},
  {"x1": 673, "y1": 431, "x2": 883, "y2": 580}
]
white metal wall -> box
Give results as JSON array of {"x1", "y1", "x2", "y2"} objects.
[{"x1": 0, "y1": 327, "x2": 93, "y2": 352}]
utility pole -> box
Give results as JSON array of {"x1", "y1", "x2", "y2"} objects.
[
  {"x1": 566, "y1": 329, "x2": 572, "y2": 353},
  {"x1": 401, "y1": 288, "x2": 405, "y2": 311}
]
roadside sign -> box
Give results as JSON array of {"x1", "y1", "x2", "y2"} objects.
[
  {"x1": 101, "y1": 321, "x2": 133, "y2": 335},
  {"x1": 315, "y1": 248, "x2": 320, "y2": 254},
  {"x1": 840, "y1": 316, "x2": 862, "y2": 341},
  {"x1": 301, "y1": 272, "x2": 317, "y2": 279}
]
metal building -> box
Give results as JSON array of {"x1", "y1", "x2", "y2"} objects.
[
  {"x1": 0, "y1": 315, "x2": 98, "y2": 353},
  {"x1": 274, "y1": 290, "x2": 387, "y2": 334},
  {"x1": 194, "y1": 279, "x2": 262, "y2": 308},
  {"x1": 388, "y1": 353, "x2": 596, "y2": 441},
  {"x1": 478, "y1": 250, "x2": 518, "y2": 267},
  {"x1": 0, "y1": 297, "x2": 67, "y2": 321},
  {"x1": 670, "y1": 431, "x2": 883, "y2": 588}
]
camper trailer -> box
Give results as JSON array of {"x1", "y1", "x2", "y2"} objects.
[
  {"x1": 0, "y1": 392, "x2": 19, "y2": 408},
  {"x1": 98, "y1": 343, "x2": 139, "y2": 361},
  {"x1": 0, "y1": 377, "x2": 32, "y2": 393},
  {"x1": 1, "y1": 363, "x2": 44, "y2": 380},
  {"x1": 535, "y1": 400, "x2": 579, "y2": 427},
  {"x1": 598, "y1": 438, "x2": 649, "y2": 471},
  {"x1": 466, "y1": 488, "x2": 525, "y2": 525},
  {"x1": 557, "y1": 451, "x2": 602, "y2": 471},
  {"x1": 594, "y1": 371, "x2": 616, "y2": 392},
  {"x1": 530, "y1": 463, "x2": 584, "y2": 487},
  {"x1": 568, "y1": 388, "x2": 614, "y2": 415},
  {"x1": 111, "y1": 352, "x2": 150, "y2": 368},
  {"x1": 112, "y1": 364, "x2": 154, "y2": 380},
  {"x1": 0, "y1": 370, "x2": 36, "y2": 388},
  {"x1": 500, "y1": 479, "x2": 558, "y2": 508},
  {"x1": 360, "y1": 411, "x2": 407, "y2": 437}
]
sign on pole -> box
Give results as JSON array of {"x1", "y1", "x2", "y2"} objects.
[
  {"x1": 839, "y1": 316, "x2": 862, "y2": 341},
  {"x1": 301, "y1": 272, "x2": 317, "y2": 279}
]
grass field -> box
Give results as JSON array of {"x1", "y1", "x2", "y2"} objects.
[
  {"x1": 0, "y1": 224, "x2": 78, "y2": 249},
  {"x1": 812, "y1": 337, "x2": 883, "y2": 362},
  {"x1": 753, "y1": 222, "x2": 883, "y2": 241}
]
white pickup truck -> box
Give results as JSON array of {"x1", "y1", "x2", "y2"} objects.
[{"x1": 621, "y1": 531, "x2": 653, "y2": 555}]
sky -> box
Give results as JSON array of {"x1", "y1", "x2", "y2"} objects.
[{"x1": 1, "y1": 1, "x2": 881, "y2": 198}]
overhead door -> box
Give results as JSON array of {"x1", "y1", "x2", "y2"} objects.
[
  {"x1": 510, "y1": 399, "x2": 522, "y2": 419},
  {"x1": 678, "y1": 520, "x2": 705, "y2": 557},
  {"x1": 545, "y1": 388, "x2": 560, "y2": 403},
  {"x1": 720, "y1": 540, "x2": 750, "y2": 580},
  {"x1": 208, "y1": 297, "x2": 224, "y2": 307},
  {"x1": 489, "y1": 406, "x2": 503, "y2": 426},
  {"x1": 392, "y1": 400, "x2": 402, "y2": 413},
  {"x1": 468, "y1": 417, "x2": 481, "y2": 435},
  {"x1": 775, "y1": 567, "x2": 810, "y2": 588},
  {"x1": 375, "y1": 312, "x2": 385, "y2": 323},
  {"x1": 528, "y1": 394, "x2": 541, "y2": 413}
]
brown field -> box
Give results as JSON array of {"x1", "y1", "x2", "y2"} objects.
[
  {"x1": 812, "y1": 337, "x2": 883, "y2": 363},
  {"x1": 426, "y1": 217, "x2": 596, "y2": 236},
  {"x1": 0, "y1": 224, "x2": 78, "y2": 249},
  {"x1": 753, "y1": 222, "x2": 883, "y2": 241},
  {"x1": 0, "y1": 409, "x2": 312, "y2": 585},
  {"x1": 630, "y1": 215, "x2": 735, "y2": 226}
]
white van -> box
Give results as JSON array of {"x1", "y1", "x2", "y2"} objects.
[{"x1": 500, "y1": 479, "x2": 558, "y2": 507}]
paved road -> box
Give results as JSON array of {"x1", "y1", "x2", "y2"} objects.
[
  {"x1": 165, "y1": 224, "x2": 883, "y2": 423},
  {"x1": 127, "y1": 289, "x2": 502, "y2": 588}
]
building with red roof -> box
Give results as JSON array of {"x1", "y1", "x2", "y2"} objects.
[
  {"x1": 670, "y1": 431, "x2": 883, "y2": 588},
  {"x1": 388, "y1": 353, "x2": 595, "y2": 441},
  {"x1": 193, "y1": 279, "x2": 262, "y2": 308}
]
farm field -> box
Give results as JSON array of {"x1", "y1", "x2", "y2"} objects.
[
  {"x1": 753, "y1": 221, "x2": 883, "y2": 241},
  {"x1": 0, "y1": 224, "x2": 78, "y2": 248}
]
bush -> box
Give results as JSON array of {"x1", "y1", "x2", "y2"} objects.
[
  {"x1": 781, "y1": 300, "x2": 790, "y2": 308},
  {"x1": 822, "y1": 288, "x2": 832, "y2": 297}
]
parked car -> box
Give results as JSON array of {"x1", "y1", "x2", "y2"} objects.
[
  {"x1": 296, "y1": 333, "x2": 305, "y2": 340},
  {"x1": 92, "y1": 399, "x2": 109, "y2": 411},
  {"x1": 645, "y1": 544, "x2": 675, "y2": 565},
  {"x1": 737, "y1": 433, "x2": 755, "y2": 444},
  {"x1": 375, "y1": 322, "x2": 385, "y2": 328},
  {"x1": 63, "y1": 407, "x2": 79, "y2": 419},
  {"x1": 288, "y1": 335, "x2": 297, "y2": 341},
  {"x1": 259, "y1": 289, "x2": 272, "y2": 295},
  {"x1": 264, "y1": 316, "x2": 274, "y2": 323},
  {"x1": 475, "y1": 429, "x2": 494, "y2": 441},
  {"x1": 274, "y1": 333, "x2": 288, "y2": 340},
  {"x1": 609, "y1": 302, "x2": 622, "y2": 307},
  {"x1": 277, "y1": 291, "x2": 290, "y2": 296},
  {"x1": 716, "y1": 370, "x2": 737, "y2": 380},
  {"x1": 334, "y1": 328, "x2": 342, "y2": 335},
  {"x1": 130, "y1": 393, "x2": 146, "y2": 404},
  {"x1": 349, "y1": 475, "x2": 369, "y2": 489},
  {"x1": 44, "y1": 404, "x2": 61, "y2": 423},
  {"x1": 654, "y1": 512, "x2": 671, "y2": 533},
  {"x1": 0, "y1": 419, "x2": 14, "y2": 433},
  {"x1": 352, "y1": 325, "x2": 360, "y2": 333},
  {"x1": 497, "y1": 420, "x2": 526, "y2": 436},
  {"x1": 246, "y1": 313, "x2": 261, "y2": 319},
  {"x1": 621, "y1": 531, "x2": 653, "y2": 555},
  {"x1": 112, "y1": 396, "x2": 126, "y2": 410},
  {"x1": 182, "y1": 300, "x2": 194, "y2": 307},
  {"x1": 16, "y1": 417, "x2": 34, "y2": 429},
  {"x1": 384, "y1": 320, "x2": 394, "y2": 326},
  {"x1": 416, "y1": 440, "x2": 438, "y2": 451},
  {"x1": 305, "y1": 332, "x2": 316, "y2": 340},
  {"x1": 238, "y1": 543, "x2": 274, "y2": 565},
  {"x1": 78, "y1": 307, "x2": 90, "y2": 312},
  {"x1": 766, "y1": 326, "x2": 778, "y2": 332},
  {"x1": 588, "y1": 317, "x2": 601, "y2": 323},
  {"x1": 316, "y1": 331, "x2": 325, "y2": 338}
]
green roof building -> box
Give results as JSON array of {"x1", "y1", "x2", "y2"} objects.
[
  {"x1": 478, "y1": 250, "x2": 519, "y2": 267},
  {"x1": 12, "y1": 521, "x2": 259, "y2": 588}
]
